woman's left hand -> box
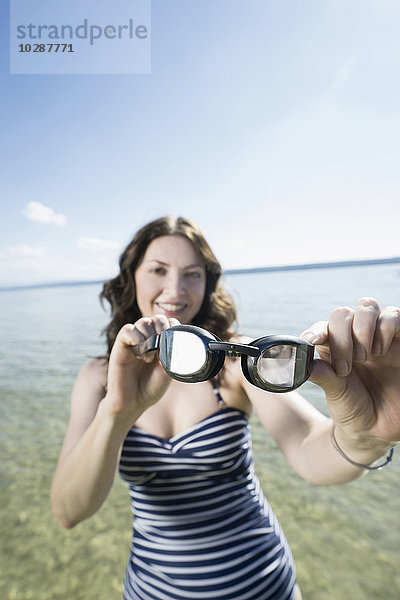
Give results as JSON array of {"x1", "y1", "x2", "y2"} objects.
[{"x1": 302, "y1": 297, "x2": 400, "y2": 450}]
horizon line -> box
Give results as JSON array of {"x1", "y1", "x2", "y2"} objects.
[{"x1": 1, "y1": 255, "x2": 399, "y2": 292}]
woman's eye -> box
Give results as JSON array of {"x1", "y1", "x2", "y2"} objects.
[
  {"x1": 185, "y1": 271, "x2": 202, "y2": 279},
  {"x1": 150, "y1": 267, "x2": 165, "y2": 275}
]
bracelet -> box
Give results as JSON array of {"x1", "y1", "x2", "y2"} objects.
[{"x1": 331, "y1": 425, "x2": 395, "y2": 471}]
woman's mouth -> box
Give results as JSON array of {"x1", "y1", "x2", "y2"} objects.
[{"x1": 156, "y1": 302, "x2": 187, "y2": 315}]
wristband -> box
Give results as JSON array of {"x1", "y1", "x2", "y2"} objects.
[{"x1": 331, "y1": 425, "x2": 395, "y2": 471}]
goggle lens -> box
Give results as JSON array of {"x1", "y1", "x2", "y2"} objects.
[
  {"x1": 163, "y1": 330, "x2": 207, "y2": 376},
  {"x1": 257, "y1": 344, "x2": 297, "y2": 387}
]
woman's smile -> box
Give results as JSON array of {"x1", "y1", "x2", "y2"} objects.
[{"x1": 155, "y1": 302, "x2": 188, "y2": 317}]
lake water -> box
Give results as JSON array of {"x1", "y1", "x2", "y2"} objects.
[{"x1": 0, "y1": 264, "x2": 399, "y2": 599}]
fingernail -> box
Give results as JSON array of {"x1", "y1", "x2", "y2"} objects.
[
  {"x1": 334, "y1": 360, "x2": 350, "y2": 376},
  {"x1": 354, "y1": 345, "x2": 366, "y2": 362},
  {"x1": 372, "y1": 341, "x2": 381, "y2": 356},
  {"x1": 302, "y1": 333, "x2": 317, "y2": 344}
]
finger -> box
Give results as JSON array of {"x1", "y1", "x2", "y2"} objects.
[
  {"x1": 327, "y1": 307, "x2": 354, "y2": 377},
  {"x1": 300, "y1": 321, "x2": 328, "y2": 345},
  {"x1": 352, "y1": 297, "x2": 381, "y2": 362},
  {"x1": 168, "y1": 317, "x2": 181, "y2": 327},
  {"x1": 307, "y1": 358, "x2": 347, "y2": 400},
  {"x1": 118, "y1": 322, "x2": 147, "y2": 347},
  {"x1": 111, "y1": 323, "x2": 149, "y2": 365},
  {"x1": 136, "y1": 315, "x2": 175, "y2": 363},
  {"x1": 151, "y1": 313, "x2": 172, "y2": 334},
  {"x1": 372, "y1": 305, "x2": 400, "y2": 356},
  {"x1": 134, "y1": 317, "x2": 157, "y2": 338},
  {"x1": 128, "y1": 318, "x2": 156, "y2": 362},
  {"x1": 134, "y1": 316, "x2": 180, "y2": 362}
]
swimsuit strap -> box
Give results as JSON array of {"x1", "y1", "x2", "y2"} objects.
[{"x1": 212, "y1": 383, "x2": 226, "y2": 408}]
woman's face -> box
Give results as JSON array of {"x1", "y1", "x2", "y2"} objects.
[{"x1": 134, "y1": 235, "x2": 207, "y2": 323}]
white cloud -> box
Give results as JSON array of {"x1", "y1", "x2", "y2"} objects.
[
  {"x1": 22, "y1": 201, "x2": 66, "y2": 226},
  {"x1": 7, "y1": 244, "x2": 48, "y2": 258},
  {"x1": 78, "y1": 237, "x2": 120, "y2": 251}
]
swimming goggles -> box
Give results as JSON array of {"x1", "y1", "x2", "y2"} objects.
[{"x1": 132, "y1": 324, "x2": 314, "y2": 393}]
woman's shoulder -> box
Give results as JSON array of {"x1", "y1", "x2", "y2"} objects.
[{"x1": 75, "y1": 357, "x2": 108, "y2": 393}]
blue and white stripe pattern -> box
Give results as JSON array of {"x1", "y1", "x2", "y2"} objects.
[{"x1": 119, "y1": 407, "x2": 297, "y2": 599}]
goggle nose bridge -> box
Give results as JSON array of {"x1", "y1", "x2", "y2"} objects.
[{"x1": 208, "y1": 341, "x2": 260, "y2": 358}]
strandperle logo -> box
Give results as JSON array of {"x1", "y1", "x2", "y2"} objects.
[
  {"x1": 16, "y1": 18, "x2": 148, "y2": 46},
  {"x1": 10, "y1": 0, "x2": 151, "y2": 75}
]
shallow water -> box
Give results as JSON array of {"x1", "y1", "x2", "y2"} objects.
[{"x1": 0, "y1": 265, "x2": 399, "y2": 599}]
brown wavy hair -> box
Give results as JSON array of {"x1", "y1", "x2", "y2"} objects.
[{"x1": 100, "y1": 216, "x2": 237, "y2": 358}]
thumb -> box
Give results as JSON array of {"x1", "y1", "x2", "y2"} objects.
[{"x1": 308, "y1": 358, "x2": 347, "y2": 401}]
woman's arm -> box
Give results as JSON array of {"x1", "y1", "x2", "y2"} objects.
[
  {"x1": 50, "y1": 359, "x2": 137, "y2": 528},
  {"x1": 51, "y1": 316, "x2": 177, "y2": 529},
  {"x1": 245, "y1": 386, "x2": 389, "y2": 485},
  {"x1": 243, "y1": 297, "x2": 400, "y2": 485}
]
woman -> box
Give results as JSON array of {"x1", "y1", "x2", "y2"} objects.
[{"x1": 51, "y1": 216, "x2": 400, "y2": 600}]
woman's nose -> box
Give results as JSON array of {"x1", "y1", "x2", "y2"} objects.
[{"x1": 165, "y1": 272, "x2": 185, "y2": 296}]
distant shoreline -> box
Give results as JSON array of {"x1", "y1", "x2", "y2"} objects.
[
  {"x1": 1, "y1": 256, "x2": 399, "y2": 292},
  {"x1": 224, "y1": 256, "x2": 400, "y2": 275}
]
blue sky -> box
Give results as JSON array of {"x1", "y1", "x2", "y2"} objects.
[{"x1": 1, "y1": 0, "x2": 400, "y2": 286}]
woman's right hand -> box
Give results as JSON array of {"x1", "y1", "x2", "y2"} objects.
[{"x1": 104, "y1": 314, "x2": 180, "y2": 419}]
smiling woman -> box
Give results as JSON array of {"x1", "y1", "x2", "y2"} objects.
[{"x1": 50, "y1": 215, "x2": 400, "y2": 600}]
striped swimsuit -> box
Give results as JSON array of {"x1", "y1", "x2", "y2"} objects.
[{"x1": 119, "y1": 393, "x2": 297, "y2": 600}]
